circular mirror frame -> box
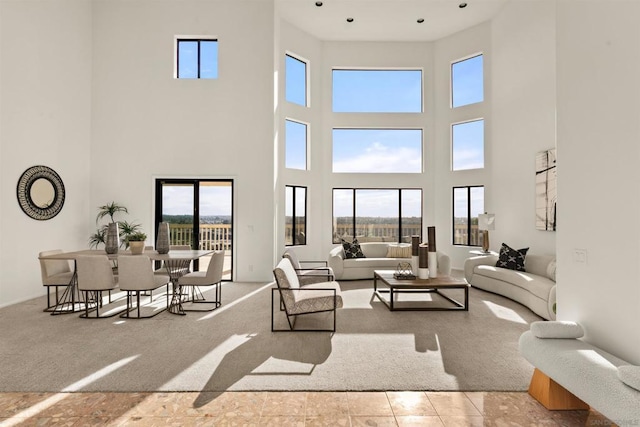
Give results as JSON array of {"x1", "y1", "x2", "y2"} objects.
[{"x1": 17, "y1": 165, "x2": 66, "y2": 220}]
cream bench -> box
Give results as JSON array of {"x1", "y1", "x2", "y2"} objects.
[{"x1": 519, "y1": 321, "x2": 640, "y2": 424}]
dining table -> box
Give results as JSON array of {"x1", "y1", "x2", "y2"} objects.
[{"x1": 38, "y1": 249, "x2": 213, "y2": 316}]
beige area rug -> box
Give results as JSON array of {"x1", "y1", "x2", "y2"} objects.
[{"x1": 0, "y1": 280, "x2": 540, "y2": 394}]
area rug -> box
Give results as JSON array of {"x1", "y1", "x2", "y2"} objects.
[{"x1": 0, "y1": 280, "x2": 540, "y2": 394}]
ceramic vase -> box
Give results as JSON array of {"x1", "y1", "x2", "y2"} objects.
[
  {"x1": 105, "y1": 222, "x2": 120, "y2": 254},
  {"x1": 156, "y1": 222, "x2": 170, "y2": 254}
]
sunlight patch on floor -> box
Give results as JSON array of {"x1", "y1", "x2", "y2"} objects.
[{"x1": 482, "y1": 301, "x2": 527, "y2": 324}]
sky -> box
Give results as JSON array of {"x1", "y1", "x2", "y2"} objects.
[{"x1": 162, "y1": 184, "x2": 232, "y2": 216}]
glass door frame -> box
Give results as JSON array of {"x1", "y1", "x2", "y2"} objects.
[{"x1": 154, "y1": 178, "x2": 234, "y2": 280}]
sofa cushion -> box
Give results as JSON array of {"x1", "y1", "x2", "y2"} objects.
[
  {"x1": 546, "y1": 259, "x2": 557, "y2": 281},
  {"x1": 474, "y1": 265, "x2": 554, "y2": 300},
  {"x1": 386, "y1": 243, "x2": 411, "y2": 258},
  {"x1": 341, "y1": 238, "x2": 365, "y2": 259},
  {"x1": 496, "y1": 243, "x2": 528, "y2": 271},
  {"x1": 343, "y1": 257, "x2": 400, "y2": 269},
  {"x1": 530, "y1": 320, "x2": 584, "y2": 339}
]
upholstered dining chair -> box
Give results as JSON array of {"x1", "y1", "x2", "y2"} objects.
[
  {"x1": 76, "y1": 255, "x2": 121, "y2": 319},
  {"x1": 39, "y1": 249, "x2": 75, "y2": 312},
  {"x1": 118, "y1": 255, "x2": 171, "y2": 318},
  {"x1": 177, "y1": 250, "x2": 224, "y2": 311}
]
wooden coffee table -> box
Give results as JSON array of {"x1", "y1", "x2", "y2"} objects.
[{"x1": 373, "y1": 270, "x2": 470, "y2": 311}]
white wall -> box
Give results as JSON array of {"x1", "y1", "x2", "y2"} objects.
[
  {"x1": 0, "y1": 0, "x2": 92, "y2": 306},
  {"x1": 90, "y1": 0, "x2": 275, "y2": 282},
  {"x1": 490, "y1": 1, "x2": 557, "y2": 262},
  {"x1": 556, "y1": 0, "x2": 640, "y2": 364}
]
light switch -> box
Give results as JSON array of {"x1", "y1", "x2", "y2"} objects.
[{"x1": 573, "y1": 249, "x2": 587, "y2": 264}]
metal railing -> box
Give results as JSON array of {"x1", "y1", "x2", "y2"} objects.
[{"x1": 168, "y1": 224, "x2": 232, "y2": 250}]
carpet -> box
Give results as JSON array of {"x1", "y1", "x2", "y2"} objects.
[{"x1": 0, "y1": 279, "x2": 540, "y2": 394}]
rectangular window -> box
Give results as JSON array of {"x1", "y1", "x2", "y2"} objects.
[
  {"x1": 451, "y1": 54, "x2": 483, "y2": 108},
  {"x1": 285, "y1": 119, "x2": 308, "y2": 170},
  {"x1": 332, "y1": 189, "x2": 422, "y2": 244},
  {"x1": 452, "y1": 119, "x2": 484, "y2": 171},
  {"x1": 332, "y1": 129, "x2": 422, "y2": 173},
  {"x1": 285, "y1": 185, "x2": 307, "y2": 246},
  {"x1": 176, "y1": 39, "x2": 218, "y2": 79},
  {"x1": 453, "y1": 186, "x2": 484, "y2": 246},
  {"x1": 332, "y1": 69, "x2": 422, "y2": 113},
  {"x1": 285, "y1": 54, "x2": 308, "y2": 107}
]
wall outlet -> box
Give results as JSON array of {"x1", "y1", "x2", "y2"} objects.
[{"x1": 573, "y1": 249, "x2": 587, "y2": 264}]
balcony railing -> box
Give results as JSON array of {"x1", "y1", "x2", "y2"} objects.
[{"x1": 168, "y1": 224, "x2": 232, "y2": 250}]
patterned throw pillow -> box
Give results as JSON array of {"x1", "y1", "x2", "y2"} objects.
[
  {"x1": 341, "y1": 237, "x2": 366, "y2": 259},
  {"x1": 496, "y1": 243, "x2": 529, "y2": 271}
]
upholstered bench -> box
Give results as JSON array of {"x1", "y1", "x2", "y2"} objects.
[{"x1": 519, "y1": 321, "x2": 640, "y2": 424}]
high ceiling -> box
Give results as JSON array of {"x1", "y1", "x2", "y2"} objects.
[{"x1": 275, "y1": 0, "x2": 510, "y2": 42}]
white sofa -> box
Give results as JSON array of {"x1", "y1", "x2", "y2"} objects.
[
  {"x1": 464, "y1": 254, "x2": 556, "y2": 320},
  {"x1": 329, "y1": 242, "x2": 451, "y2": 280}
]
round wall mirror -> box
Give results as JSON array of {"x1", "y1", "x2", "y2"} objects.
[{"x1": 17, "y1": 165, "x2": 65, "y2": 220}]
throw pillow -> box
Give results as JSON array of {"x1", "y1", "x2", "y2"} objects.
[
  {"x1": 496, "y1": 242, "x2": 528, "y2": 271},
  {"x1": 617, "y1": 365, "x2": 640, "y2": 392},
  {"x1": 341, "y1": 237, "x2": 365, "y2": 259},
  {"x1": 386, "y1": 243, "x2": 412, "y2": 258},
  {"x1": 546, "y1": 259, "x2": 557, "y2": 281},
  {"x1": 530, "y1": 321, "x2": 584, "y2": 339}
]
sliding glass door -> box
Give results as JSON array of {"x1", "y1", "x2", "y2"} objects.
[{"x1": 155, "y1": 179, "x2": 233, "y2": 280}]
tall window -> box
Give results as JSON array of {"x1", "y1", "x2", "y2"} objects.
[
  {"x1": 451, "y1": 54, "x2": 483, "y2": 108},
  {"x1": 285, "y1": 119, "x2": 308, "y2": 170},
  {"x1": 333, "y1": 189, "x2": 422, "y2": 243},
  {"x1": 176, "y1": 39, "x2": 218, "y2": 79},
  {"x1": 332, "y1": 69, "x2": 422, "y2": 113},
  {"x1": 285, "y1": 54, "x2": 308, "y2": 106},
  {"x1": 332, "y1": 129, "x2": 422, "y2": 173},
  {"x1": 453, "y1": 186, "x2": 484, "y2": 246},
  {"x1": 452, "y1": 119, "x2": 484, "y2": 171},
  {"x1": 285, "y1": 186, "x2": 307, "y2": 246}
]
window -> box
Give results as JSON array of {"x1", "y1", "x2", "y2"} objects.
[
  {"x1": 285, "y1": 185, "x2": 307, "y2": 246},
  {"x1": 452, "y1": 119, "x2": 484, "y2": 171},
  {"x1": 285, "y1": 54, "x2": 307, "y2": 106},
  {"x1": 332, "y1": 189, "x2": 422, "y2": 244},
  {"x1": 285, "y1": 119, "x2": 308, "y2": 170},
  {"x1": 332, "y1": 129, "x2": 422, "y2": 173},
  {"x1": 453, "y1": 186, "x2": 484, "y2": 246},
  {"x1": 332, "y1": 69, "x2": 422, "y2": 113},
  {"x1": 176, "y1": 39, "x2": 218, "y2": 79},
  {"x1": 451, "y1": 54, "x2": 483, "y2": 108}
]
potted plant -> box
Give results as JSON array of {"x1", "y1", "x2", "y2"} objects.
[
  {"x1": 89, "y1": 201, "x2": 142, "y2": 252},
  {"x1": 127, "y1": 232, "x2": 148, "y2": 255}
]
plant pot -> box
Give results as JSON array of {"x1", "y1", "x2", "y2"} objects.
[
  {"x1": 105, "y1": 222, "x2": 120, "y2": 254},
  {"x1": 129, "y1": 241, "x2": 145, "y2": 255}
]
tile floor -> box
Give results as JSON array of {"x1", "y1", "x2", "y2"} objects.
[{"x1": 0, "y1": 390, "x2": 616, "y2": 426}]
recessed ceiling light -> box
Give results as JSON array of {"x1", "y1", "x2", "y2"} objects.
[
  {"x1": 417, "y1": 18, "x2": 425, "y2": 23},
  {"x1": 315, "y1": 1, "x2": 323, "y2": 6},
  {"x1": 459, "y1": 2, "x2": 468, "y2": 8},
  {"x1": 346, "y1": 17, "x2": 354, "y2": 23}
]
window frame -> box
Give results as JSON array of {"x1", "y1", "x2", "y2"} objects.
[
  {"x1": 332, "y1": 68, "x2": 424, "y2": 113},
  {"x1": 285, "y1": 185, "x2": 307, "y2": 246},
  {"x1": 285, "y1": 52, "x2": 309, "y2": 107},
  {"x1": 332, "y1": 188, "x2": 423, "y2": 244},
  {"x1": 451, "y1": 118, "x2": 485, "y2": 171},
  {"x1": 285, "y1": 118, "x2": 309, "y2": 170},
  {"x1": 332, "y1": 128, "x2": 424, "y2": 174},
  {"x1": 175, "y1": 37, "x2": 219, "y2": 79},
  {"x1": 450, "y1": 53, "x2": 484, "y2": 108},
  {"x1": 452, "y1": 185, "x2": 484, "y2": 247}
]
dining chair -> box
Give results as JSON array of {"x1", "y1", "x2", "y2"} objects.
[
  {"x1": 76, "y1": 255, "x2": 121, "y2": 319},
  {"x1": 39, "y1": 249, "x2": 75, "y2": 312},
  {"x1": 178, "y1": 250, "x2": 224, "y2": 311},
  {"x1": 118, "y1": 255, "x2": 171, "y2": 319}
]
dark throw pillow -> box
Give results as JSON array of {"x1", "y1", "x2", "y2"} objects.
[
  {"x1": 496, "y1": 243, "x2": 529, "y2": 271},
  {"x1": 341, "y1": 237, "x2": 366, "y2": 259}
]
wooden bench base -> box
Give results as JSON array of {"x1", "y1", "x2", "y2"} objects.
[{"x1": 528, "y1": 368, "x2": 590, "y2": 410}]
